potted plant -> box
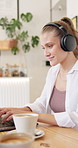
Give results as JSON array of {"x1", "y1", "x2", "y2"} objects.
[{"x1": 0, "y1": 12, "x2": 39, "y2": 55}]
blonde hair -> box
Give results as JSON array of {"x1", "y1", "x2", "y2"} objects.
[{"x1": 41, "y1": 17, "x2": 78, "y2": 59}]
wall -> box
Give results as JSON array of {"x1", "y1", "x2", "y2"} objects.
[
  {"x1": 0, "y1": 0, "x2": 50, "y2": 103},
  {"x1": 0, "y1": 0, "x2": 17, "y2": 40},
  {"x1": 52, "y1": 0, "x2": 60, "y2": 7},
  {"x1": 0, "y1": 0, "x2": 67, "y2": 103},
  {"x1": 67, "y1": 0, "x2": 78, "y2": 18},
  {"x1": 52, "y1": 0, "x2": 66, "y2": 21},
  {"x1": 19, "y1": 0, "x2": 51, "y2": 102}
]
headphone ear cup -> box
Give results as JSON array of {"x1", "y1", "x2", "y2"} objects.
[{"x1": 60, "y1": 34, "x2": 77, "y2": 52}]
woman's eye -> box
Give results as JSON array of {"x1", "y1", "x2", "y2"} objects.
[
  {"x1": 42, "y1": 47, "x2": 45, "y2": 50},
  {"x1": 48, "y1": 45, "x2": 53, "y2": 48}
]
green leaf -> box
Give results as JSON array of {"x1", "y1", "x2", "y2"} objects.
[
  {"x1": 0, "y1": 17, "x2": 9, "y2": 29},
  {"x1": 21, "y1": 13, "x2": 27, "y2": 22},
  {"x1": 17, "y1": 31, "x2": 29, "y2": 42},
  {"x1": 31, "y1": 36, "x2": 39, "y2": 47},
  {"x1": 10, "y1": 19, "x2": 22, "y2": 30},
  {"x1": 11, "y1": 46, "x2": 19, "y2": 55},
  {"x1": 21, "y1": 12, "x2": 33, "y2": 22},
  {"x1": 6, "y1": 25, "x2": 16, "y2": 38},
  {"x1": 26, "y1": 13, "x2": 33, "y2": 22},
  {"x1": 23, "y1": 43, "x2": 30, "y2": 52}
]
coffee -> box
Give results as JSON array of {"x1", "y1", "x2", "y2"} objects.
[
  {"x1": 1, "y1": 136, "x2": 28, "y2": 144},
  {"x1": 15, "y1": 114, "x2": 33, "y2": 117}
]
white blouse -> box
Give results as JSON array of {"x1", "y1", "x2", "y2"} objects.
[{"x1": 26, "y1": 61, "x2": 78, "y2": 129}]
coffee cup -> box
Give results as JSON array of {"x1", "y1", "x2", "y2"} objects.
[
  {"x1": 13, "y1": 113, "x2": 38, "y2": 134},
  {"x1": 0, "y1": 132, "x2": 34, "y2": 148}
]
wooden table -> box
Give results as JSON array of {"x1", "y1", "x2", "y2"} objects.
[
  {"x1": 0, "y1": 124, "x2": 78, "y2": 148},
  {"x1": 33, "y1": 123, "x2": 78, "y2": 148}
]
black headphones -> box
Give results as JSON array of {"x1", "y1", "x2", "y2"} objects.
[{"x1": 44, "y1": 23, "x2": 77, "y2": 52}]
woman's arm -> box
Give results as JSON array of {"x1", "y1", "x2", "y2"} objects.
[
  {"x1": 0, "y1": 106, "x2": 58, "y2": 126},
  {"x1": 38, "y1": 113, "x2": 58, "y2": 126}
]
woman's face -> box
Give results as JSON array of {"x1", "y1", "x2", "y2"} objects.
[{"x1": 40, "y1": 31, "x2": 69, "y2": 66}]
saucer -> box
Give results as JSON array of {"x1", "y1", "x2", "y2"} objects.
[
  {"x1": 34, "y1": 129, "x2": 45, "y2": 139},
  {"x1": 8, "y1": 129, "x2": 45, "y2": 139}
]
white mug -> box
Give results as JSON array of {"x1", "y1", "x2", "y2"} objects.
[{"x1": 13, "y1": 113, "x2": 38, "y2": 134}]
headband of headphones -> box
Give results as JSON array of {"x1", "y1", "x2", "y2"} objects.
[
  {"x1": 44, "y1": 23, "x2": 68, "y2": 35},
  {"x1": 43, "y1": 23, "x2": 77, "y2": 52}
]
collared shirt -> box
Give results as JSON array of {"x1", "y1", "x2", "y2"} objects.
[{"x1": 26, "y1": 60, "x2": 78, "y2": 129}]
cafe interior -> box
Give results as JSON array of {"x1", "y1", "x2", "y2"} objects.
[{"x1": 0, "y1": 0, "x2": 78, "y2": 148}]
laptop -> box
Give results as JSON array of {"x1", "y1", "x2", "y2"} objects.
[{"x1": 0, "y1": 117, "x2": 15, "y2": 132}]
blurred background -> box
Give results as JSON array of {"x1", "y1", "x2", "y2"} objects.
[{"x1": 0, "y1": 0, "x2": 77, "y2": 105}]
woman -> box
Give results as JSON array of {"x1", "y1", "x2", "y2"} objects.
[{"x1": 0, "y1": 17, "x2": 78, "y2": 129}]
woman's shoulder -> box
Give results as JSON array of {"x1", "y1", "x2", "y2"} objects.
[{"x1": 68, "y1": 60, "x2": 78, "y2": 74}]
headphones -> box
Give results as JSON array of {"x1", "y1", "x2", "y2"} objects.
[{"x1": 44, "y1": 23, "x2": 77, "y2": 52}]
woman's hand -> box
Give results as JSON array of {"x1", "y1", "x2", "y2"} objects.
[{"x1": 0, "y1": 107, "x2": 32, "y2": 123}]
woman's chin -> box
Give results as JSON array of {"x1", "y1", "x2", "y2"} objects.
[{"x1": 50, "y1": 61, "x2": 58, "y2": 66}]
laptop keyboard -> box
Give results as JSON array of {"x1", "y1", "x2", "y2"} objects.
[{"x1": 0, "y1": 117, "x2": 15, "y2": 132}]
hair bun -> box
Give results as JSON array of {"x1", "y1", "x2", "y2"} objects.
[
  {"x1": 61, "y1": 17, "x2": 74, "y2": 28},
  {"x1": 61, "y1": 17, "x2": 71, "y2": 25}
]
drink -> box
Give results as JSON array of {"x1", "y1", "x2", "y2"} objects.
[
  {"x1": 15, "y1": 114, "x2": 33, "y2": 117},
  {"x1": 13, "y1": 113, "x2": 38, "y2": 134},
  {"x1": 1, "y1": 136, "x2": 28, "y2": 144}
]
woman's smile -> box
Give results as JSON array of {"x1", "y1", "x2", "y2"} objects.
[{"x1": 48, "y1": 56, "x2": 55, "y2": 61}]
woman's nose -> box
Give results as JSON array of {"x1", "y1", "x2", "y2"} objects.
[{"x1": 44, "y1": 49, "x2": 50, "y2": 57}]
